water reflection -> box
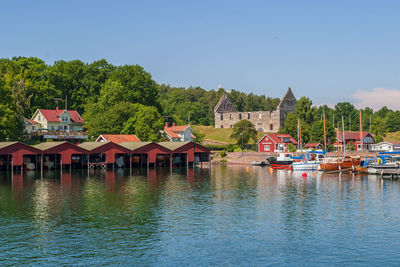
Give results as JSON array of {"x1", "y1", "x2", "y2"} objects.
[{"x1": 1, "y1": 167, "x2": 400, "y2": 265}]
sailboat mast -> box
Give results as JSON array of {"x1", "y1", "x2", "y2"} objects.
[
  {"x1": 299, "y1": 119, "x2": 302, "y2": 152},
  {"x1": 297, "y1": 119, "x2": 300, "y2": 151},
  {"x1": 323, "y1": 112, "x2": 327, "y2": 150},
  {"x1": 359, "y1": 110, "x2": 363, "y2": 153},
  {"x1": 337, "y1": 121, "x2": 340, "y2": 160},
  {"x1": 342, "y1": 116, "x2": 346, "y2": 157}
]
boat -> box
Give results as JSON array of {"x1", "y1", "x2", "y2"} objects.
[
  {"x1": 367, "y1": 154, "x2": 400, "y2": 175},
  {"x1": 292, "y1": 151, "x2": 326, "y2": 171},
  {"x1": 251, "y1": 161, "x2": 267, "y2": 166},
  {"x1": 267, "y1": 153, "x2": 294, "y2": 169},
  {"x1": 320, "y1": 156, "x2": 361, "y2": 172}
]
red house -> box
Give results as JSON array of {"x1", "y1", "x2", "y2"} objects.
[
  {"x1": 257, "y1": 134, "x2": 298, "y2": 152},
  {"x1": 95, "y1": 134, "x2": 140, "y2": 144},
  {"x1": 335, "y1": 131, "x2": 375, "y2": 151}
]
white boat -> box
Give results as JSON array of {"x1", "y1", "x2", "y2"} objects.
[
  {"x1": 292, "y1": 152, "x2": 325, "y2": 171},
  {"x1": 367, "y1": 155, "x2": 400, "y2": 175}
]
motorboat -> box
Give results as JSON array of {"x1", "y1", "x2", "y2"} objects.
[
  {"x1": 367, "y1": 155, "x2": 400, "y2": 175},
  {"x1": 251, "y1": 161, "x2": 267, "y2": 166},
  {"x1": 292, "y1": 151, "x2": 326, "y2": 171},
  {"x1": 267, "y1": 153, "x2": 294, "y2": 170}
]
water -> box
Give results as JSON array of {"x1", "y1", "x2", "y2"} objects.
[{"x1": 1, "y1": 166, "x2": 400, "y2": 266}]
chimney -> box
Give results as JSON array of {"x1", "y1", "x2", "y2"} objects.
[
  {"x1": 165, "y1": 122, "x2": 169, "y2": 127},
  {"x1": 172, "y1": 123, "x2": 176, "y2": 127}
]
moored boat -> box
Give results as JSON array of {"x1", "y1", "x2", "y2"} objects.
[
  {"x1": 292, "y1": 151, "x2": 326, "y2": 171},
  {"x1": 320, "y1": 156, "x2": 360, "y2": 172},
  {"x1": 267, "y1": 153, "x2": 294, "y2": 170}
]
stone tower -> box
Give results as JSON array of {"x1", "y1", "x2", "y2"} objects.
[{"x1": 277, "y1": 87, "x2": 297, "y2": 128}]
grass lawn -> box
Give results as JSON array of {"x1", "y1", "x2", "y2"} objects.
[
  {"x1": 192, "y1": 125, "x2": 267, "y2": 144},
  {"x1": 384, "y1": 131, "x2": 400, "y2": 142}
]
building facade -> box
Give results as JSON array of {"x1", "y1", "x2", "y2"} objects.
[
  {"x1": 257, "y1": 133, "x2": 298, "y2": 152},
  {"x1": 163, "y1": 123, "x2": 195, "y2": 142},
  {"x1": 214, "y1": 87, "x2": 297, "y2": 132}
]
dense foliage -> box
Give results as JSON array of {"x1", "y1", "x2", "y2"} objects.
[
  {"x1": 0, "y1": 57, "x2": 280, "y2": 141},
  {"x1": 230, "y1": 120, "x2": 258, "y2": 148}
]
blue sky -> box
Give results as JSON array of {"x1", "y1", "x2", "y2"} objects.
[{"x1": 1, "y1": 0, "x2": 399, "y2": 109}]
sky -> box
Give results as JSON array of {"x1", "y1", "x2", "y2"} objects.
[{"x1": 1, "y1": 0, "x2": 399, "y2": 110}]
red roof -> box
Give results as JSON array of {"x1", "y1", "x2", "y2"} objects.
[
  {"x1": 97, "y1": 134, "x2": 140, "y2": 144},
  {"x1": 164, "y1": 124, "x2": 193, "y2": 139},
  {"x1": 38, "y1": 109, "x2": 84, "y2": 123},
  {"x1": 258, "y1": 133, "x2": 298, "y2": 145},
  {"x1": 305, "y1": 143, "x2": 321, "y2": 148},
  {"x1": 337, "y1": 131, "x2": 373, "y2": 142}
]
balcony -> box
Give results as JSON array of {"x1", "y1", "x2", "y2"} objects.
[{"x1": 31, "y1": 130, "x2": 88, "y2": 140}]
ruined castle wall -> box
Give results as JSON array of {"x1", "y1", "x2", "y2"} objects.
[{"x1": 214, "y1": 110, "x2": 280, "y2": 133}]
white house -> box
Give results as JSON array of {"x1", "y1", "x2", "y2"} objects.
[
  {"x1": 30, "y1": 107, "x2": 84, "y2": 132},
  {"x1": 370, "y1": 142, "x2": 400, "y2": 152},
  {"x1": 163, "y1": 123, "x2": 195, "y2": 142}
]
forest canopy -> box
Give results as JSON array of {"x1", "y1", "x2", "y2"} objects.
[{"x1": 0, "y1": 57, "x2": 281, "y2": 141}]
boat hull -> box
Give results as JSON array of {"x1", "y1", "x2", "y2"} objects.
[
  {"x1": 292, "y1": 162, "x2": 320, "y2": 171},
  {"x1": 320, "y1": 159, "x2": 360, "y2": 172},
  {"x1": 270, "y1": 163, "x2": 292, "y2": 170}
]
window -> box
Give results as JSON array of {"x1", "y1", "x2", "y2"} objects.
[
  {"x1": 220, "y1": 114, "x2": 223, "y2": 120},
  {"x1": 264, "y1": 145, "x2": 270, "y2": 151},
  {"x1": 38, "y1": 115, "x2": 41, "y2": 121},
  {"x1": 32, "y1": 126, "x2": 35, "y2": 130},
  {"x1": 221, "y1": 125, "x2": 224, "y2": 128},
  {"x1": 230, "y1": 125, "x2": 232, "y2": 128},
  {"x1": 270, "y1": 124, "x2": 273, "y2": 131},
  {"x1": 248, "y1": 113, "x2": 250, "y2": 119},
  {"x1": 239, "y1": 114, "x2": 242, "y2": 119},
  {"x1": 259, "y1": 113, "x2": 262, "y2": 119},
  {"x1": 230, "y1": 114, "x2": 232, "y2": 120},
  {"x1": 51, "y1": 126, "x2": 55, "y2": 130}
]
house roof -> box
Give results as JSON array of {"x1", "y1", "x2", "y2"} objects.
[
  {"x1": 158, "y1": 141, "x2": 191, "y2": 151},
  {"x1": 258, "y1": 133, "x2": 298, "y2": 145},
  {"x1": 36, "y1": 109, "x2": 84, "y2": 123},
  {"x1": 337, "y1": 131, "x2": 373, "y2": 142},
  {"x1": 119, "y1": 142, "x2": 152, "y2": 151},
  {"x1": 78, "y1": 142, "x2": 108, "y2": 151},
  {"x1": 33, "y1": 141, "x2": 69, "y2": 151},
  {"x1": 305, "y1": 143, "x2": 322, "y2": 148},
  {"x1": 96, "y1": 134, "x2": 140, "y2": 143},
  {"x1": 0, "y1": 142, "x2": 19, "y2": 150},
  {"x1": 28, "y1": 119, "x2": 40, "y2": 124},
  {"x1": 164, "y1": 125, "x2": 194, "y2": 139}
]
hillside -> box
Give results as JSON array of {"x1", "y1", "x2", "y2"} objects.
[
  {"x1": 384, "y1": 131, "x2": 400, "y2": 142},
  {"x1": 192, "y1": 125, "x2": 266, "y2": 145}
]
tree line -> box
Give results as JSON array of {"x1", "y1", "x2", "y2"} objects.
[
  {"x1": 0, "y1": 57, "x2": 280, "y2": 142},
  {"x1": 280, "y1": 97, "x2": 395, "y2": 146}
]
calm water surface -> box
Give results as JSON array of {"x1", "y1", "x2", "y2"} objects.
[{"x1": 1, "y1": 166, "x2": 400, "y2": 266}]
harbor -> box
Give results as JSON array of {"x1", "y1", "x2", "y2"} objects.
[{"x1": 1, "y1": 165, "x2": 400, "y2": 266}]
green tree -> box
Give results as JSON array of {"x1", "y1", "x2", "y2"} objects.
[
  {"x1": 192, "y1": 129, "x2": 205, "y2": 144},
  {"x1": 371, "y1": 116, "x2": 387, "y2": 143},
  {"x1": 309, "y1": 120, "x2": 336, "y2": 146},
  {"x1": 296, "y1": 97, "x2": 317, "y2": 124},
  {"x1": 230, "y1": 120, "x2": 257, "y2": 148},
  {"x1": 334, "y1": 102, "x2": 357, "y2": 131},
  {"x1": 121, "y1": 105, "x2": 164, "y2": 142},
  {"x1": 109, "y1": 65, "x2": 160, "y2": 110},
  {"x1": 0, "y1": 77, "x2": 24, "y2": 140}
]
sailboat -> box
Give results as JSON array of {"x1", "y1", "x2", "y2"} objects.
[{"x1": 320, "y1": 116, "x2": 360, "y2": 172}]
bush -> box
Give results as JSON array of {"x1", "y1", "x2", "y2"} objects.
[
  {"x1": 287, "y1": 143, "x2": 297, "y2": 152},
  {"x1": 220, "y1": 159, "x2": 227, "y2": 163},
  {"x1": 226, "y1": 144, "x2": 238, "y2": 152},
  {"x1": 347, "y1": 141, "x2": 355, "y2": 151},
  {"x1": 204, "y1": 144, "x2": 226, "y2": 151},
  {"x1": 220, "y1": 150, "x2": 227, "y2": 157}
]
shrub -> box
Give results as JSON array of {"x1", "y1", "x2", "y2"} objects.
[
  {"x1": 220, "y1": 150, "x2": 227, "y2": 158},
  {"x1": 287, "y1": 143, "x2": 297, "y2": 152},
  {"x1": 204, "y1": 144, "x2": 226, "y2": 151}
]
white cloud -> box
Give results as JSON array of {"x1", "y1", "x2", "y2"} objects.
[{"x1": 351, "y1": 88, "x2": 400, "y2": 111}]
